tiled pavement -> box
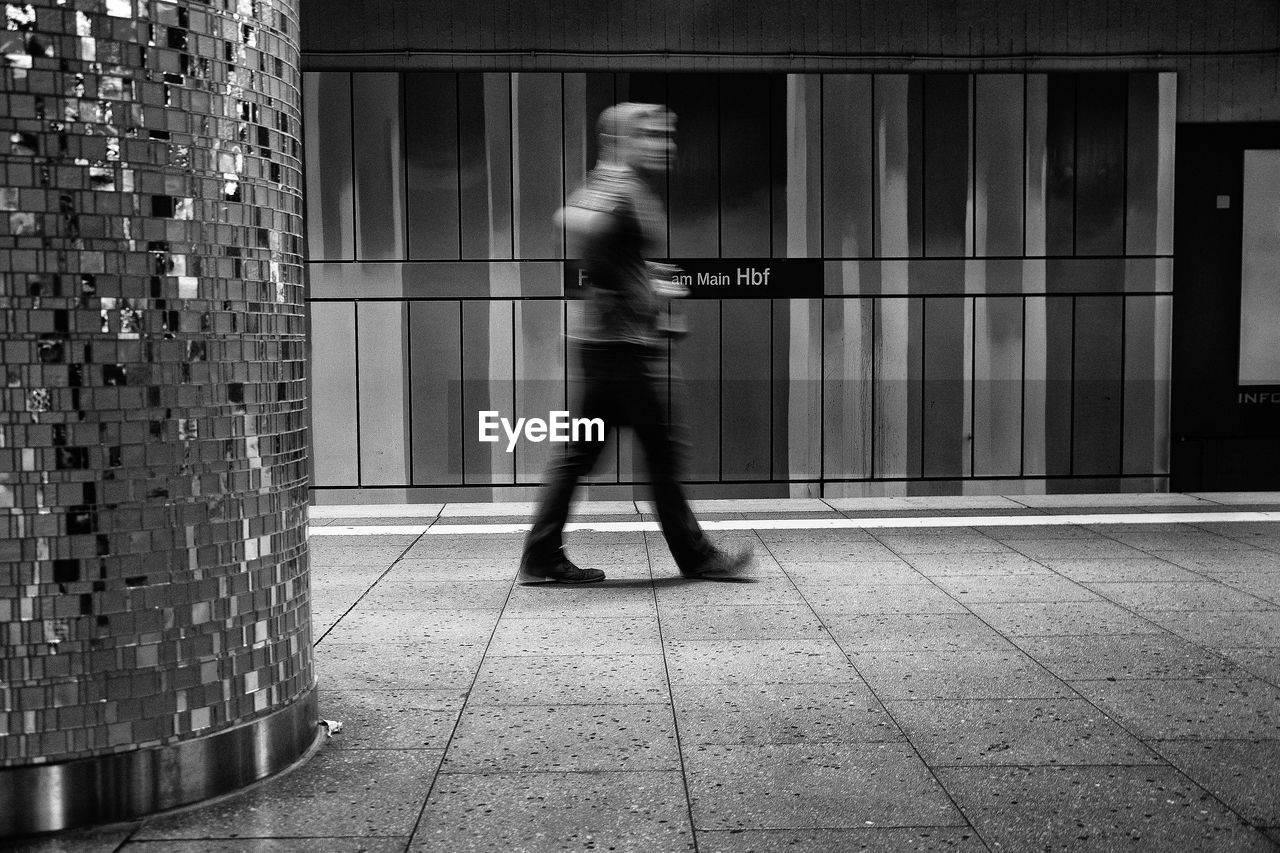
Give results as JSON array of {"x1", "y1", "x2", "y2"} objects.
[{"x1": 12, "y1": 493, "x2": 1280, "y2": 852}]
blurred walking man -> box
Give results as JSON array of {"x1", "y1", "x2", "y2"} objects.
[{"x1": 519, "y1": 102, "x2": 753, "y2": 584}]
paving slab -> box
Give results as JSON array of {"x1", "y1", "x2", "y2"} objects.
[
  {"x1": 486, "y1": 616, "x2": 661, "y2": 656},
  {"x1": 886, "y1": 697, "x2": 1161, "y2": 766},
  {"x1": 1005, "y1": 538, "x2": 1156, "y2": 561},
  {"x1": 132, "y1": 748, "x2": 443, "y2": 840},
  {"x1": 872, "y1": 532, "x2": 1012, "y2": 555},
  {"x1": 319, "y1": 689, "x2": 467, "y2": 750},
  {"x1": 684, "y1": 742, "x2": 965, "y2": 831},
  {"x1": 1217, "y1": 572, "x2": 1280, "y2": 604},
  {"x1": 964, "y1": 601, "x2": 1165, "y2": 636},
  {"x1": 932, "y1": 574, "x2": 1101, "y2": 603},
  {"x1": 468, "y1": 653, "x2": 670, "y2": 705},
  {"x1": 850, "y1": 649, "x2": 1071, "y2": 700},
  {"x1": 826, "y1": 613, "x2": 1020, "y2": 652},
  {"x1": 441, "y1": 703, "x2": 679, "y2": 772},
  {"x1": 318, "y1": 608, "x2": 499, "y2": 646},
  {"x1": 122, "y1": 840, "x2": 409, "y2": 852},
  {"x1": 780, "y1": 559, "x2": 931, "y2": 585},
  {"x1": 1154, "y1": 740, "x2": 1280, "y2": 826},
  {"x1": 1015, "y1": 633, "x2": 1246, "y2": 680},
  {"x1": 1147, "y1": 548, "x2": 1280, "y2": 574},
  {"x1": 503, "y1": 584, "x2": 658, "y2": 618},
  {"x1": 411, "y1": 770, "x2": 693, "y2": 852},
  {"x1": 315, "y1": 642, "x2": 486, "y2": 691},
  {"x1": 1042, "y1": 557, "x2": 1208, "y2": 583},
  {"x1": 1217, "y1": 647, "x2": 1280, "y2": 684},
  {"x1": 694, "y1": 826, "x2": 989, "y2": 853},
  {"x1": 936, "y1": 765, "x2": 1275, "y2": 853},
  {"x1": 357, "y1": 579, "x2": 512, "y2": 611},
  {"x1": 672, "y1": 681, "x2": 901, "y2": 745},
  {"x1": 1084, "y1": 581, "x2": 1274, "y2": 611},
  {"x1": 664, "y1": 638, "x2": 862, "y2": 685},
  {"x1": 803, "y1": 582, "x2": 968, "y2": 616},
  {"x1": 1144, "y1": 610, "x2": 1280, "y2": 648},
  {"x1": 902, "y1": 552, "x2": 1054, "y2": 577},
  {"x1": 1072, "y1": 677, "x2": 1280, "y2": 739},
  {"x1": 657, "y1": 603, "x2": 829, "y2": 640}
]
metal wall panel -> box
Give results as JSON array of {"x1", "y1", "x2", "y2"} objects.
[
  {"x1": 1075, "y1": 74, "x2": 1127, "y2": 257},
  {"x1": 514, "y1": 300, "x2": 566, "y2": 484},
  {"x1": 409, "y1": 301, "x2": 463, "y2": 484},
  {"x1": 668, "y1": 74, "x2": 720, "y2": 257},
  {"x1": 513, "y1": 74, "x2": 564, "y2": 260},
  {"x1": 356, "y1": 302, "x2": 409, "y2": 484},
  {"x1": 721, "y1": 301, "x2": 773, "y2": 480},
  {"x1": 973, "y1": 297, "x2": 1024, "y2": 477},
  {"x1": 874, "y1": 297, "x2": 923, "y2": 478},
  {"x1": 1044, "y1": 75, "x2": 1076, "y2": 257},
  {"x1": 823, "y1": 298, "x2": 874, "y2": 479},
  {"x1": 302, "y1": 72, "x2": 354, "y2": 261},
  {"x1": 822, "y1": 75, "x2": 874, "y2": 258},
  {"x1": 459, "y1": 74, "x2": 513, "y2": 260},
  {"x1": 310, "y1": 302, "x2": 358, "y2": 486},
  {"x1": 874, "y1": 75, "x2": 922, "y2": 258},
  {"x1": 975, "y1": 75, "x2": 1025, "y2": 258},
  {"x1": 923, "y1": 75, "x2": 972, "y2": 258},
  {"x1": 720, "y1": 75, "x2": 773, "y2": 258},
  {"x1": 679, "y1": 300, "x2": 722, "y2": 481},
  {"x1": 1073, "y1": 296, "x2": 1124, "y2": 475},
  {"x1": 922, "y1": 297, "x2": 971, "y2": 478},
  {"x1": 405, "y1": 73, "x2": 460, "y2": 260},
  {"x1": 352, "y1": 73, "x2": 404, "y2": 261},
  {"x1": 461, "y1": 300, "x2": 515, "y2": 484}
]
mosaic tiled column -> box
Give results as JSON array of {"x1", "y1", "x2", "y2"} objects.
[{"x1": 0, "y1": 0, "x2": 313, "y2": 834}]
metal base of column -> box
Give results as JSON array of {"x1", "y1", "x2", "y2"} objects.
[{"x1": 0, "y1": 686, "x2": 320, "y2": 837}]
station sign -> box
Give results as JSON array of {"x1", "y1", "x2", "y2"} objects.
[{"x1": 564, "y1": 259, "x2": 822, "y2": 299}]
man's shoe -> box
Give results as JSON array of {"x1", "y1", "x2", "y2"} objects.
[
  {"x1": 680, "y1": 546, "x2": 754, "y2": 580},
  {"x1": 517, "y1": 556, "x2": 606, "y2": 585}
]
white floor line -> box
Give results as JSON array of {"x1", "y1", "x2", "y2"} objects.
[{"x1": 307, "y1": 511, "x2": 1280, "y2": 536}]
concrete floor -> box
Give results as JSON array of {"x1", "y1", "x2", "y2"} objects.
[{"x1": 12, "y1": 494, "x2": 1280, "y2": 852}]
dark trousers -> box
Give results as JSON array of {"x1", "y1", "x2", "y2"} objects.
[{"x1": 524, "y1": 341, "x2": 715, "y2": 572}]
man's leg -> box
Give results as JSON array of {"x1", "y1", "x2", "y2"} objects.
[
  {"x1": 520, "y1": 352, "x2": 613, "y2": 582},
  {"x1": 625, "y1": 349, "x2": 718, "y2": 572}
]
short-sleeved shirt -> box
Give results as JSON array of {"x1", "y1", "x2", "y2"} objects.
[{"x1": 567, "y1": 165, "x2": 665, "y2": 348}]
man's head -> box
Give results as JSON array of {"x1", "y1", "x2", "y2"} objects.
[{"x1": 597, "y1": 102, "x2": 675, "y2": 173}]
